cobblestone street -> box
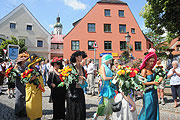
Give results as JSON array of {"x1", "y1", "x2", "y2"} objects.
[{"x1": 1, "y1": 83, "x2": 180, "y2": 120}]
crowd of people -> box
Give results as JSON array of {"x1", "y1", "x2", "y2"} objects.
[{"x1": 0, "y1": 48, "x2": 180, "y2": 120}]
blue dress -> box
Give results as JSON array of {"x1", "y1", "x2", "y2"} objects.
[
  {"x1": 99, "y1": 64, "x2": 116, "y2": 99},
  {"x1": 138, "y1": 74, "x2": 159, "y2": 120}
]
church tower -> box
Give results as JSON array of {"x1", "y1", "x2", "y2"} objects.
[{"x1": 53, "y1": 14, "x2": 63, "y2": 35}]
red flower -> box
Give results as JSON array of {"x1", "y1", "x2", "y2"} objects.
[
  {"x1": 134, "y1": 68, "x2": 140, "y2": 73},
  {"x1": 126, "y1": 66, "x2": 129, "y2": 68},
  {"x1": 38, "y1": 84, "x2": 45, "y2": 92},
  {"x1": 129, "y1": 72, "x2": 136, "y2": 77},
  {"x1": 29, "y1": 69, "x2": 33, "y2": 72},
  {"x1": 59, "y1": 74, "x2": 64, "y2": 82},
  {"x1": 131, "y1": 68, "x2": 135, "y2": 71}
]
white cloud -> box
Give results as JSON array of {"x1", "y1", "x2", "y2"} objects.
[
  {"x1": 49, "y1": 24, "x2": 54, "y2": 28},
  {"x1": 64, "y1": 0, "x2": 86, "y2": 10}
]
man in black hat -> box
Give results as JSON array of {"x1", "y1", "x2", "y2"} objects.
[{"x1": 0, "y1": 58, "x2": 5, "y2": 95}]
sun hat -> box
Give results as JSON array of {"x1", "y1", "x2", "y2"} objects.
[
  {"x1": 24, "y1": 54, "x2": 42, "y2": 68},
  {"x1": 139, "y1": 48, "x2": 157, "y2": 70},
  {"x1": 102, "y1": 54, "x2": 113, "y2": 63},
  {"x1": 51, "y1": 57, "x2": 63, "y2": 65},
  {"x1": 70, "y1": 51, "x2": 87, "y2": 63},
  {"x1": 16, "y1": 52, "x2": 29, "y2": 63}
]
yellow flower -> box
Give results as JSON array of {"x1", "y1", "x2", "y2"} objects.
[
  {"x1": 28, "y1": 74, "x2": 31, "y2": 78},
  {"x1": 117, "y1": 70, "x2": 121, "y2": 75},
  {"x1": 62, "y1": 77, "x2": 66, "y2": 80},
  {"x1": 121, "y1": 70, "x2": 125, "y2": 75},
  {"x1": 65, "y1": 73, "x2": 69, "y2": 77},
  {"x1": 58, "y1": 69, "x2": 61, "y2": 73},
  {"x1": 68, "y1": 68, "x2": 72, "y2": 72},
  {"x1": 118, "y1": 65, "x2": 121, "y2": 69},
  {"x1": 134, "y1": 70, "x2": 138, "y2": 74},
  {"x1": 126, "y1": 70, "x2": 130, "y2": 73}
]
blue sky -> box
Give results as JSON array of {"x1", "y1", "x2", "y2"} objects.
[{"x1": 0, "y1": 0, "x2": 147, "y2": 35}]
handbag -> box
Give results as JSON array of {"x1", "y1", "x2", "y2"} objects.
[
  {"x1": 111, "y1": 93, "x2": 123, "y2": 112},
  {"x1": 111, "y1": 99, "x2": 122, "y2": 112},
  {"x1": 97, "y1": 97, "x2": 105, "y2": 116}
]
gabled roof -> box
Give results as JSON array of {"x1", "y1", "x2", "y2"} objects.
[{"x1": 0, "y1": 3, "x2": 51, "y2": 37}]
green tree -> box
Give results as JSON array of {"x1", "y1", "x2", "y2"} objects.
[
  {"x1": 140, "y1": 0, "x2": 180, "y2": 42},
  {"x1": 0, "y1": 36, "x2": 27, "y2": 56}
]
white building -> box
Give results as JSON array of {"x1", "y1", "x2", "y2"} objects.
[{"x1": 0, "y1": 4, "x2": 51, "y2": 59}]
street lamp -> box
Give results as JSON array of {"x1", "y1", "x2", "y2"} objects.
[{"x1": 125, "y1": 32, "x2": 131, "y2": 60}]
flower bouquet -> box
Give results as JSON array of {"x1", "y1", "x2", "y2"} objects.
[
  {"x1": 154, "y1": 65, "x2": 166, "y2": 89},
  {"x1": 6, "y1": 67, "x2": 20, "y2": 83},
  {"x1": 21, "y1": 68, "x2": 45, "y2": 92},
  {"x1": 112, "y1": 65, "x2": 146, "y2": 96},
  {"x1": 58, "y1": 65, "x2": 79, "y2": 89}
]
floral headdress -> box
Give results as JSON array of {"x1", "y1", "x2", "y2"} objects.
[
  {"x1": 139, "y1": 48, "x2": 157, "y2": 70},
  {"x1": 51, "y1": 57, "x2": 63, "y2": 66},
  {"x1": 25, "y1": 54, "x2": 41, "y2": 68}
]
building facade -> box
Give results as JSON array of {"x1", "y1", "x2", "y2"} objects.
[
  {"x1": 0, "y1": 4, "x2": 51, "y2": 59},
  {"x1": 50, "y1": 15, "x2": 64, "y2": 59},
  {"x1": 64, "y1": 0, "x2": 153, "y2": 66}
]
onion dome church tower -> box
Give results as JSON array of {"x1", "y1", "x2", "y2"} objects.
[{"x1": 53, "y1": 14, "x2": 63, "y2": 35}]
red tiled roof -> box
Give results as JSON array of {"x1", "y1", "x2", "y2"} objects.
[{"x1": 51, "y1": 34, "x2": 64, "y2": 43}]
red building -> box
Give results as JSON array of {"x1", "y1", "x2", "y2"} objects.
[{"x1": 63, "y1": 0, "x2": 153, "y2": 66}]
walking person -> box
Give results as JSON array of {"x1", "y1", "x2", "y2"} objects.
[
  {"x1": 87, "y1": 59, "x2": 96, "y2": 96},
  {"x1": 14, "y1": 52, "x2": 29, "y2": 118},
  {"x1": 0, "y1": 58, "x2": 5, "y2": 95},
  {"x1": 138, "y1": 48, "x2": 162, "y2": 120},
  {"x1": 112, "y1": 92, "x2": 137, "y2": 120},
  {"x1": 66, "y1": 51, "x2": 87, "y2": 120},
  {"x1": 154, "y1": 58, "x2": 166, "y2": 105},
  {"x1": 93, "y1": 54, "x2": 116, "y2": 120},
  {"x1": 47, "y1": 57, "x2": 66, "y2": 120},
  {"x1": 167, "y1": 61, "x2": 180, "y2": 108},
  {"x1": 24, "y1": 54, "x2": 44, "y2": 120},
  {"x1": 40, "y1": 61, "x2": 47, "y2": 86}
]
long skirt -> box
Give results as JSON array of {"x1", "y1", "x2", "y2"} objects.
[
  {"x1": 138, "y1": 89, "x2": 159, "y2": 120},
  {"x1": 52, "y1": 86, "x2": 66, "y2": 119},
  {"x1": 112, "y1": 93, "x2": 137, "y2": 120},
  {"x1": 66, "y1": 88, "x2": 86, "y2": 120},
  {"x1": 15, "y1": 81, "x2": 26, "y2": 117}
]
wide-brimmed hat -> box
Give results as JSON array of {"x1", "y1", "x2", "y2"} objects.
[
  {"x1": 51, "y1": 57, "x2": 63, "y2": 65},
  {"x1": 139, "y1": 48, "x2": 157, "y2": 70},
  {"x1": 24, "y1": 54, "x2": 42, "y2": 68},
  {"x1": 16, "y1": 52, "x2": 29, "y2": 63},
  {"x1": 70, "y1": 51, "x2": 87, "y2": 63},
  {"x1": 102, "y1": 54, "x2": 113, "y2": 63}
]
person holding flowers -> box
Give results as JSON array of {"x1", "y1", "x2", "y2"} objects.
[
  {"x1": 93, "y1": 54, "x2": 116, "y2": 120},
  {"x1": 138, "y1": 48, "x2": 163, "y2": 120},
  {"x1": 14, "y1": 52, "x2": 29, "y2": 118},
  {"x1": 22, "y1": 54, "x2": 45, "y2": 120},
  {"x1": 66, "y1": 51, "x2": 87, "y2": 120},
  {"x1": 47, "y1": 57, "x2": 66, "y2": 120}
]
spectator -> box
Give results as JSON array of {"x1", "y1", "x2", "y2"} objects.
[
  {"x1": 0, "y1": 58, "x2": 5, "y2": 95},
  {"x1": 154, "y1": 58, "x2": 166, "y2": 105},
  {"x1": 87, "y1": 59, "x2": 96, "y2": 96},
  {"x1": 167, "y1": 61, "x2": 180, "y2": 108}
]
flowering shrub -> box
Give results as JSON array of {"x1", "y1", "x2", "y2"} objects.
[
  {"x1": 114, "y1": 65, "x2": 146, "y2": 96},
  {"x1": 21, "y1": 68, "x2": 45, "y2": 92}
]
